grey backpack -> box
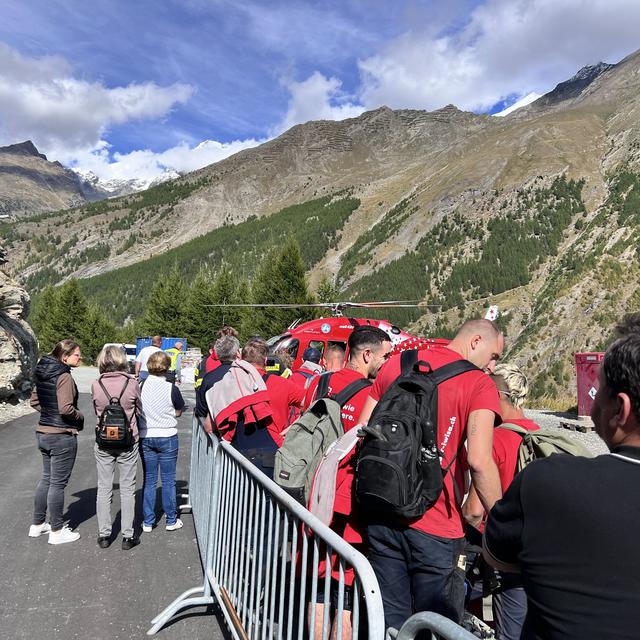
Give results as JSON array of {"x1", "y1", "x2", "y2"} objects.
[
  {"x1": 499, "y1": 422, "x2": 594, "y2": 472},
  {"x1": 274, "y1": 373, "x2": 372, "y2": 505}
]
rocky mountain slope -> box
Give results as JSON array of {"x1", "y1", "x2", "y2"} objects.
[
  {"x1": 4, "y1": 48, "x2": 640, "y2": 401},
  {"x1": 0, "y1": 141, "x2": 102, "y2": 216},
  {"x1": 0, "y1": 245, "x2": 37, "y2": 401}
]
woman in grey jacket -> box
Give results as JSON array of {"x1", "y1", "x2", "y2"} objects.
[
  {"x1": 91, "y1": 345, "x2": 142, "y2": 550},
  {"x1": 30, "y1": 339, "x2": 84, "y2": 545}
]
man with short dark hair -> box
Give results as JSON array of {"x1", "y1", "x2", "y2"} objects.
[
  {"x1": 484, "y1": 332, "x2": 640, "y2": 639},
  {"x1": 303, "y1": 325, "x2": 393, "y2": 639},
  {"x1": 357, "y1": 318, "x2": 504, "y2": 628}
]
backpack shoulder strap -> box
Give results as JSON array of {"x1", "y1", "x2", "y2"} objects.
[
  {"x1": 429, "y1": 359, "x2": 480, "y2": 385},
  {"x1": 497, "y1": 422, "x2": 529, "y2": 436},
  {"x1": 98, "y1": 378, "x2": 115, "y2": 402},
  {"x1": 400, "y1": 349, "x2": 418, "y2": 374},
  {"x1": 333, "y1": 378, "x2": 372, "y2": 408},
  {"x1": 117, "y1": 376, "x2": 131, "y2": 401},
  {"x1": 315, "y1": 372, "x2": 332, "y2": 399}
]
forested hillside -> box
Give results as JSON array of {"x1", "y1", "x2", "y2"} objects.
[
  {"x1": 71, "y1": 194, "x2": 357, "y2": 324},
  {"x1": 5, "y1": 49, "x2": 640, "y2": 404}
]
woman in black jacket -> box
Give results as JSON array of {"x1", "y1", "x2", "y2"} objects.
[{"x1": 29, "y1": 339, "x2": 84, "y2": 545}]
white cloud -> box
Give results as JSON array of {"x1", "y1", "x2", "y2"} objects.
[
  {"x1": 275, "y1": 72, "x2": 365, "y2": 134},
  {"x1": 69, "y1": 138, "x2": 265, "y2": 182},
  {"x1": 357, "y1": 0, "x2": 640, "y2": 113},
  {"x1": 0, "y1": 42, "x2": 193, "y2": 155}
]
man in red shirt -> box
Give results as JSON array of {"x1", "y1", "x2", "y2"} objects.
[
  {"x1": 304, "y1": 325, "x2": 393, "y2": 640},
  {"x1": 464, "y1": 362, "x2": 540, "y2": 640},
  {"x1": 242, "y1": 338, "x2": 305, "y2": 448},
  {"x1": 357, "y1": 319, "x2": 504, "y2": 629}
]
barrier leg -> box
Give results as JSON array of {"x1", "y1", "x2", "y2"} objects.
[{"x1": 147, "y1": 585, "x2": 214, "y2": 635}]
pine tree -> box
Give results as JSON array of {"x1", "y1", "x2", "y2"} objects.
[
  {"x1": 30, "y1": 286, "x2": 58, "y2": 353},
  {"x1": 250, "y1": 238, "x2": 315, "y2": 337},
  {"x1": 211, "y1": 266, "x2": 244, "y2": 331},
  {"x1": 182, "y1": 265, "x2": 218, "y2": 350},
  {"x1": 47, "y1": 280, "x2": 90, "y2": 347},
  {"x1": 316, "y1": 275, "x2": 340, "y2": 303},
  {"x1": 235, "y1": 278, "x2": 253, "y2": 341},
  {"x1": 140, "y1": 264, "x2": 187, "y2": 337},
  {"x1": 80, "y1": 304, "x2": 119, "y2": 363}
]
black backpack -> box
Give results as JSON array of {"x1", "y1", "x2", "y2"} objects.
[
  {"x1": 355, "y1": 350, "x2": 478, "y2": 519},
  {"x1": 95, "y1": 377, "x2": 135, "y2": 449}
]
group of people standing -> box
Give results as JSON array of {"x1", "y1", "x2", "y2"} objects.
[
  {"x1": 29, "y1": 339, "x2": 185, "y2": 548},
  {"x1": 193, "y1": 317, "x2": 640, "y2": 640},
  {"x1": 28, "y1": 316, "x2": 640, "y2": 639}
]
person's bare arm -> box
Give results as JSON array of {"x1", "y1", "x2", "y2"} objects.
[
  {"x1": 175, "y1": 409, "x2": 182, "y2": 417},
  {"x1": 135, "y1": 360, "x2": 141, "y2": 377},
  {"x1": 462, "y1": 484, "x2": 485, "y2": 529},
  {"x1": 357, "y1": 396, "x2": 378, "y2": 425},
  {"x1": 466, "y1": 409, "x2": 501, "y2": 512}
]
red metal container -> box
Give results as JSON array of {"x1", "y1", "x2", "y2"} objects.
[{"x1": 575, "y1": 352, "x2": 604, "y2": 418}]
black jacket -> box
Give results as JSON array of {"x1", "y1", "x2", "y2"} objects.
[{"x1": 34, "y1": 356, "x2": 83, "y2": 430}]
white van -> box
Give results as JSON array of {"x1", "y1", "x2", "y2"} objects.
[{"x1": 103, "y1": 343, "x2": 137, "y2": 373}]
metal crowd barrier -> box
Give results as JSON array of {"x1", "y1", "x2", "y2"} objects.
[
  {"x1": 389, "y1": 613, "x2": 479, "y2": 640},
  {"x1": 148, "y1": 415, "x2": 386, "y2": 639}
]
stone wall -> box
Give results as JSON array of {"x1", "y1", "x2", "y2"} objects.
[{"x1": 0, "y1": 246, "x2": 37, "y2": 401}]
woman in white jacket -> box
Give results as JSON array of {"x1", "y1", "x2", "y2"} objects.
[{"x1": 139, "y1": 351, "x2": 185, "y2": 532}]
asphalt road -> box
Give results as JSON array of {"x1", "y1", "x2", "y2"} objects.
[{"x1": 0, "y1": 369, "x2": 225, "y2": 640}]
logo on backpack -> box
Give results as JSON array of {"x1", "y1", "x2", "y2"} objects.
[
  {"x1": 274, "y1": 372, "x2": 372, "y2": 505},
  {"x1": 355, "y1": 350, "x2": 479, "y2": 520},
  {"x1": 95, "y1": 378, "x2": 134, "y2": 449}
]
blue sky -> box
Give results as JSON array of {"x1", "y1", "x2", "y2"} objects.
[{"x1": 0, "y1": 0, "x2": 639, "y2": 181}]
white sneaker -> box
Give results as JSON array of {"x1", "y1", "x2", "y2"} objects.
[
  {"x1": 48, "y1": 525, "x2": 80, "y2": 545},
  {"x1": 142, "y1": 524, "x2": 153, "y2": 533},
  {"x1": 165, "y1": 518, "x2": 183, "y2": 531},
  {"x1": 28, "y1": 522, "x2": 51, "y2": 537}
]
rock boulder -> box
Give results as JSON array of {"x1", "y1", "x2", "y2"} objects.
[{"x1": 0, "y1": 246, "x2": 37, "y2": 401}]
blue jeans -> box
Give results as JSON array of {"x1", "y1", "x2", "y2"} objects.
[
  {"x1": 34, "y1": 432, "x2": 78, "y2": 531},
  {"x1": 493, "y1": 579, "x2": 527, "y2": 640},
  {"x1": 366, "y1": 524, "x2": 466, "y2": 630},
  {"x1": 140, "y1": 435, "x2": 179, "y2": 526}
]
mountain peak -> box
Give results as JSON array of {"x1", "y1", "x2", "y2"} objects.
[
  {"x1": 534, "y1": 61, "x2": 614, "y2": 108},
  {"x1": 0, "y1": 140, "x2": 47, "y2": 160}
]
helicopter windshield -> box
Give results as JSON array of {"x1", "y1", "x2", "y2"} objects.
[
  {"x1": 266, "y1": 333, "x2": 289, "y2": 347},
  {"x1": 268, "y1": 336, "x2": 300, "y2": 361}
]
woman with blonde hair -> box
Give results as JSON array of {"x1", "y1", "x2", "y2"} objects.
[
  {"x1": 30, "y1": 339, "x2": 84, "y2": 545},
  {"x1": 464, "y1": 362, "x2": 540, "y2": 640},
  {"x1": 91, "y1": 344, "x2": 142, "y2": 550},
  {"x1": 139, "y1": 351, "x2": 185, "y2": 532}
]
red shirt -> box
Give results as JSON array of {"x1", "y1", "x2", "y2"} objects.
[
  {"x1": 290, "y1": 366, "x2": 319, "y2": 389},
  {"x1": 370, "y1": 346, "x2": 501, "y2": 539},
  {"x1": 493, "y1": 417, "x2": 540, "y2": 492},
  {"x1": 258, "y1": 369, "x2": 305, "y2": 446},
  {"x1": 206, "y1": 353, "x2": 221, "y2": 373},
  {"x1": 303, "y1": 368, "x2": 372, "y2": 516}
]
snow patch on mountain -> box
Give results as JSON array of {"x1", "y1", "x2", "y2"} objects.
[
  {"x1": 73, "y1": 167, "x2": 181, "y2": 199},
  {"x1": 493, "y1": 92, "x2": 542, "y2": 117}
]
